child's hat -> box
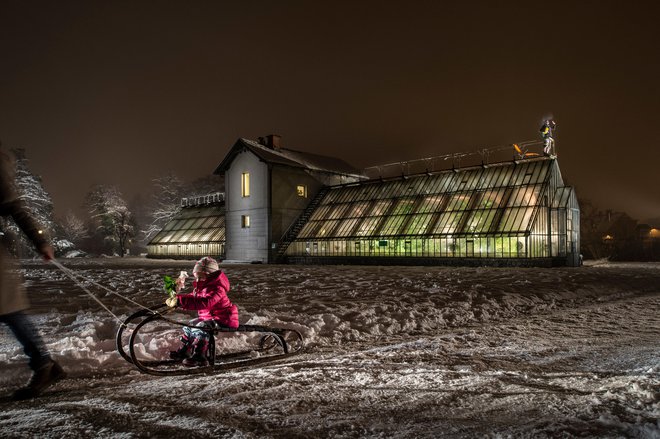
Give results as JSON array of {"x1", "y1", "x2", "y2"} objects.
[{"x1": 193, "y1": 256, "x2": 219, "y2": 274}]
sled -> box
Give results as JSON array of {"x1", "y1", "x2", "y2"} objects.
[
  {"x1": 513, "y1": 143, "x2": 541, "y2": 159},
  {"x1": 116, "y1": 305, "x2": 304, "y2": 376}
]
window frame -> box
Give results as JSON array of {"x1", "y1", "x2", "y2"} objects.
[{"x1": 241, "y1": 172, "x2": 250, "y2": 197}]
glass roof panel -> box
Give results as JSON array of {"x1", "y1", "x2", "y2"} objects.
[
  {"x1": 291, "y1": 159, "x2": 555, "y2": 246},
  {"x1": 433, "y1": 212, "x2": 464, "y2": 234},
  {"x1": 446, "y1": 193, "x2": 472, "y2": 211},
  {"x1": 327, "y1": 203, "x2": 351, "y2": 220},
  {"x1": 208, "y1": 216, "x2": 224, "y2": 228},
  {"x1": 297, "y1": 220, "x2": 323, "y2": 239},
  {"x1": 335, "y1": 218, "x2": 361, "y2": 237},
  {"x1": 355, "y1": 217, "x2": 382, "y2": 237},
  {"x1": 162, "y1": 220, "x2": 182, "y2": 231},
  {"x1": 323, "y1": 188, "x2": 341, "y2": 204},
  {"x1": 418, "y1": 194, "x2": 445, "y2": 213},
  {"x1": 456, "y1": 169, "x2": 482, "y2": 191},
  {"x1": 371, "y1": 199, "x2": 393, "y2": 216},
  {"x1": 404, "y1": 213, "x2": 434, "y2": 235},
  {"x1": 336, "y1": 186, "x2": 358, "y2": 204},
  {"x1": 309, "y1": 205, "x2": 333, "y2": 221},
  {"x1": 508, "y1": 185, "x2": 542, "y2": 207},
  {"x1": 391, "y1": 198, "x2": 416, "y2": 215},
  {"x1": 149, "y1": 231, "x2": 169, "y2": 244},
  {"x1": 346, "y1": 201, "x2": 372, "y2": 218},
  {"x1": 379, "y1": 215, "x2": 407, "y2": 235},
  {"x1": 478, "y1": 189, "x2": 504, "y2": 209},
  {"x1": 208, "y1": 228, "x2": 226, "y2": 241},
  {"x1": 497, "y1": 207, "x2": 535, "y2": 232},
  {"x1": 436, "y1": 173, "x2": 456, "y2": 193},
  {"x1": 464, "y1": 209, "x2": 498, "y2": 234},
  {"x1": 317, "y1": 220, "x2": 340, "y2": 238},
  {"x1": 409, "y1": 175, "x2": 433, "y2": 194}
]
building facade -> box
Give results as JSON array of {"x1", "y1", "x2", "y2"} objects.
[
  {"x1": 213, "y1": 135, "x2": 365, "y2": 263},
  {"x1": 146, "y1": 194, "x2": 225, "y2": 259},
  {"x1": 148, "y1": 136, "x2": 580, "y2": 267},
  {"x1": 284, "y1": 157, "x2": 580, "y2": 267}
]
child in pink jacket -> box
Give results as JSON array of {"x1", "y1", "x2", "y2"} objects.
[{"x1": 167, "y1": 257, "x2": 239, "y2": 367}]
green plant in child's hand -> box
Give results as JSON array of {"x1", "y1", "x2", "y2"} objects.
[
  {"x1": 164, "y1": 272, "x2": 187, "y2": 308},
  {"x1": 163, "y1": 275, "x2": 177, "y2": 298},
  {"x1": 163, "y1": 276, "x2": 178, "y2": 307}
]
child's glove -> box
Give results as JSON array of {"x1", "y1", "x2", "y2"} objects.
[
  {"x1": 175, "y1": 271, "x2": 188, "y2": 292},
  {"x1": 165, "y1": 296, "x2": 178, "y2": 308}
]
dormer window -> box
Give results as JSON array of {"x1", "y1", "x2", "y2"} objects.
[{"x1": 296, "y1": 185, "x2": 307, "y2": 198}]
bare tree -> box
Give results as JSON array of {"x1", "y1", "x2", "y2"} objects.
[
  {"x1": 84, "y1": 184, "x2": 135, "y2": 257},
  {"x1": 61, "y1": 211, "x2": 88, "y2": 245},
  {"x1": 141, "y1": 172, "x2": 185, "y2": 242}
]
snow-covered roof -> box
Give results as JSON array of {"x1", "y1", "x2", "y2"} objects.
[{"x1": 213, "y1": 138, "x2": 365, "y2": 179}]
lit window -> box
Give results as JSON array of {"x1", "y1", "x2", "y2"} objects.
[
  {"x1": 296, "y1": 185, "x2": 307, "y2": 198},
  {"x1": 241, "y1": 172, "x2": 250, "y2": 197},
  {"x1": 241, "y1": 215, "x2": 250, "y2": 228}
]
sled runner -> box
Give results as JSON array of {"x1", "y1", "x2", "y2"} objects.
[{"x1": 116, "y1": 305, "x2": 304, "y2": 376}]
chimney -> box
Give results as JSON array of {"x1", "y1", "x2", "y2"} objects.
[{"x1": 263, "y1": 134, "x2": 281, "y2": 150}]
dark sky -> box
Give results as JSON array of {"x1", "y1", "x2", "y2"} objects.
[{"x1": 1, "y1": 1, "x2": 659, "y2": 222}]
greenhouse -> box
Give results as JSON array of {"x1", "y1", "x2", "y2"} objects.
[
  {"x1": 284, "y1": 157, "x2": 580, "y2": 266},
  {"x1": 147, "y1": 200, "x2": 225, "y2": 259}
]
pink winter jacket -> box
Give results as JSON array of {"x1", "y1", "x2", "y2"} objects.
[{"x1": 177, "y1": 270, "x2": 239, "y2": 328}]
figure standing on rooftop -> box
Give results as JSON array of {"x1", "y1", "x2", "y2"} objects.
[{"x1": 540, "y1": 119, "x2": 556, "y2": 156}]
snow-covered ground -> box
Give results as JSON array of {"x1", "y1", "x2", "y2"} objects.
[{"x1": 0, "y1": 259, "x2": 658, "y2": 438}]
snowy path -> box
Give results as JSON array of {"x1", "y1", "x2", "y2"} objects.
[{"x1": 0, "y1": 260, "x2": 659, "y2": 438}]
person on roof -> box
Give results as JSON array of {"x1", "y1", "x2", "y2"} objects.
[
  {"x1": 540, "y1": 119, "x2": 556, "y2": 156},
  {"x1": 165, "y1": 256, "x2": 239, "y2": 367}
]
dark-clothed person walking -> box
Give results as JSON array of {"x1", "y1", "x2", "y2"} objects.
[{"x1": 0, "y1": 145, "x2": 64, "y2": 400}]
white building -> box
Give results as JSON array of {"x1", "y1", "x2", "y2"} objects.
[{"x1": 213, "y1": 135, "x2": 365, "y2": 263}]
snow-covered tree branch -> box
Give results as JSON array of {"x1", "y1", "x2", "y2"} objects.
[
  {"x1": 1, "y1": 148, "x2": 57, "y2": 257},
  {"x1": 84, "y1": 184, "x2": 135, "y2": 257},
  {"x1": 140, "y1": 172, "x2": 185, "y2": 242},
  {"x1": 60, "y1": 211, "x2": 88, "y2": 245}
]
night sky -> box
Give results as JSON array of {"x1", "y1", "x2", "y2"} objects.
[{"x1": 1, "y1": 1, "x2": 659, "y2": 222}]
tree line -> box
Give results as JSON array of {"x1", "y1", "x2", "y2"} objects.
[
  {"x1": 579, "y1": 198, "x2": 659, "y2": 261},
  {"x1": 2, "y1": 147, "x2": 657, "y2": 261},
  {"x1": 1, "y1": 147, "x2": 221, "y2": 258}
]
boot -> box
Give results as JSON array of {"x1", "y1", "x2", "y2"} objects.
[
  {"x1": 13, "y1": 359, "x2": 66, "y2": 401},
  {"x1": 169, "y1": 336, "x2": 194, "y2": 361},
  {"x1": 183, "y1": 339, "x2": 209, "y2": 367}
]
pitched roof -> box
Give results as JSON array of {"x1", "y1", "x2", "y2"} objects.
[
  {"x1": 148, "y1": 204, "x2": 225, "y2": 245},
  {"x1": 552, "y1": 186, "x2": 577, "y2": 209},
  {"x1": 291, "y1": 157, "x2": 560, "y2": 240},
  {"x1": 213, "y1": 138, "x2": 365, "y2": 178}
]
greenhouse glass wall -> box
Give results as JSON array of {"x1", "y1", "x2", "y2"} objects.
[
  {"x1": 147, "y1": 203, "x2": 226, "y2": 259},
  {"x1": 285, "y1": 157, "x2": 580, "y2": 266}
]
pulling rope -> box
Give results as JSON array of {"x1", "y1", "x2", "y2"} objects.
[
  {"x1": 49, "y1": 259, "x2": 127, "y2": 327},
  {"x1": 51, "y1": 260, "x2": 154, "y2": 313},
  {"x1": 49, "y1": 259, "x2": 202, "y2": 330}
]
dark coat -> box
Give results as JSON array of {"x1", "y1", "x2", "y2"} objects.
[{"x1": 0, "y1": 148, "x2": 49, "y2": 315}]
